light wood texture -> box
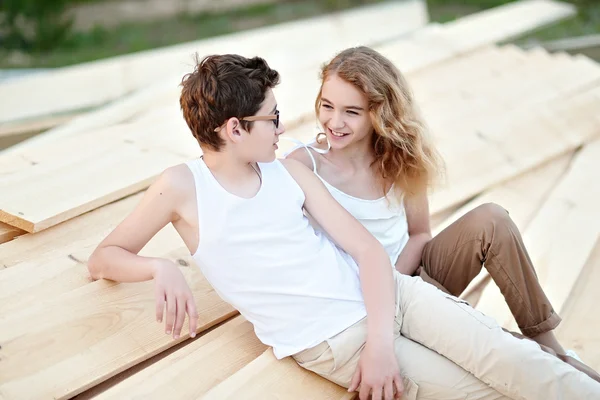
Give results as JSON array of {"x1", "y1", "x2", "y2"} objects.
[
  {"x1": 95, "y1": 316, "x2": 267, "y2": 399},
  {"x1": 0, "y1": 193, "x2": 146, "y2": 315},
  {"x1": 434, "y1": 154, "x2": 573, "y2": 236},
  {"x1": 428, "y1": 85, "x2": 600, "y2": 215},
  {"x1": 438, "y1": 0, "x2": 575, "y2": 50},
  {"x1": 0, "y1": 113, "x2": 78, "y2": 138},
  {"x1": 476, "y1": 139, "x2": 600, "y2": 330},
  {"x1": 0, "y1": 120, "x2": 196, "y2": 232},
  {"x1": 3, "y1": 81, "x2": 179, "y2": 153},
  {"x1": 0, "y1": 222, "x2": 24, "y2": 245},
  {"x1": 203, "y1": 349, "x2": 356, "y2": 400},
  {"x1": 0, "y1": 237, "x2": 237, "y2": 399},
  {"x1": 556, "y1": 239, "x2": 600, "y2": 370},
  {"x1": 0, "y1": 0, "x2": 428, "y2": 125}
]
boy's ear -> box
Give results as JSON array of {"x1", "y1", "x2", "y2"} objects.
[{"x1": 225, "y1": 118, "x2": 245, "y2": 143}]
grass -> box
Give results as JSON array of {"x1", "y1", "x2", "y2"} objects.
[{"x1": 1, "y1": 0, "x2": 599, "y2": 69}]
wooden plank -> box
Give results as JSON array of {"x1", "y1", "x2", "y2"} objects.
[
  {"x1": 203, "y1": 349, "x2": 355, "y2": 400},
  {"x1": 0, "y1": 120, "x2": 197, "y2": 232},
  {"x1": 428, "y1": 86, "x2": 600, "y2": 215},
  {"x1": 434, "y1": 154, "x2": 574, "y2": 236},
  {"x1": 0, "y1": 0, "x2": 428, "y2": 125},
  {"x1": 0, "y1": 236, "x2": 237, "y2": 399},
  {"x1": 0, "y1": 193, "x2": 148, "y2": 313},
  {"x1": 0, "y1": 113, "x2": 78, "y2": 138},
  {"x1": 0, "y1": 222, "x2": 24, "y2": 245},
  {"x1": 556, "y1": 239, "x2": 600, "y2": 370},
  {"x1": 533, "y1": 33, "x2": 600, "y2": 53},
  {"x1": 438, "y1": 0, "x2": 575, "y2": 50},
  {"x1": 374, "y1": 0, "x2": 576, "y2": 77},
  {"x1": 3, "y1": 80, "x2": 179, "y2": 154},
  {"x1": 476, "y1": 140, "x2": 600, "y2": 330},
  {"x1": 92, "y1": 316, "x2": 267, "y2": 399},
  {"x1": 428, "y1": 49, "x2": 600, "y2": 142}
]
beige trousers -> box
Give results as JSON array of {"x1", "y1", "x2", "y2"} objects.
[{"x1": 292, "y1": 272, "x2": 600, "y2": 400}]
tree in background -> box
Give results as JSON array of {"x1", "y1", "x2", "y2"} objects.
[{"x1": 0, "y1": 0, "x2": 73, "y2": 51}]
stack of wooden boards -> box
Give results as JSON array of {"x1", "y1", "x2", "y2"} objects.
[{"x1": 1, "y1": 0, "x2": 599, "y2": 399}]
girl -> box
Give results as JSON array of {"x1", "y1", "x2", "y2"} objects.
[{"x1": 285, "y1": 46, "x2": 600, "y2": 382}]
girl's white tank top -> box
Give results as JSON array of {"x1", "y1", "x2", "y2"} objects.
[
  {"x1": 185, "y1": 157, "x2": 367, "y2": 359},
  {"x1": 284, "y1": 139, "x2": 409, "y2": 266}
]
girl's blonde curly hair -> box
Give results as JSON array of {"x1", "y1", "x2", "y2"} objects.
[{"x1": 316, "y1": 46, "x2": 444, "y2": 200}]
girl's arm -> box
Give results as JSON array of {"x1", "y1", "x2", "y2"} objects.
[
  {"x1": 281, "y1": 158, "x2": 403, "y2": 399},
  {"x1": 394, "y1": 191, "x2": 432, "y2": 275},
  {"x1": 87, "y1": 165, "x2": 199, "y2": 339}
]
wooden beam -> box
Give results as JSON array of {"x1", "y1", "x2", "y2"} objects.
[
  {"x1": 0, "y1": 120, "x2": 197, "y2": 232},
  {"x1": 428, "y1": 86, "x2": 600, "y2": 215},
  {"x1": 0, "y1": 113, "x2": 78, "y2": 139},
  {"x1": 203, "y1": 349, "x2": 356, "y2": 400},
  {"x1": 0, "y1": 222, "x2": 24, "y2": 245},
  {"x1": 0, "y1": 193, "x2": 145, "y2": 314},
  {"x1": 438, "y1": 0, "x2": 575, "y2": 50},
  {"x1": 90, "y1": 316, "x2": 267, "y2": 399},
  {"x1": 555, "y1": 239, "x2": 600, "y2": 370}
]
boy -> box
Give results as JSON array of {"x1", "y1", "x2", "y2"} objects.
[{"x1": 88, "y1": 54, "x2": 600, "y2": 400}]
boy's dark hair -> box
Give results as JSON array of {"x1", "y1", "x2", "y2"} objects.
[{"x1": 180, "y1": 53, "x2": 280, "y2": 151}]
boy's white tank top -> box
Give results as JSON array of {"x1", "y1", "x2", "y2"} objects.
[
  {"x1": 185, "y1": 157, "x2": 367, "y2": 359},
  {"x1": 283, "y1": 139, "x2": 409, "y2": 266}
]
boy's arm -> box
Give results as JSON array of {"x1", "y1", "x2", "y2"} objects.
[
  {"x1": 281, "y1": 159, "x2": 403, "y2": 399},
  {"x1": 88, "y1": 165, "x2": 199, "y2": 339}
]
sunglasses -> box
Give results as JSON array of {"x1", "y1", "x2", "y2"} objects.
[{"x1": 214, "y1": 110, "x2": 280, "y2": 132}]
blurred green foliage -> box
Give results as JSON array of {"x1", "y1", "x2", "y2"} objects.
[{"x1": 0, "y1": 0, "x2": 74, "y2": 51}]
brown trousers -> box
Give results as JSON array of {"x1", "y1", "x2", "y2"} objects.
[{"x1": 417, "y1": 203, "x2": 560, "y2": 337}]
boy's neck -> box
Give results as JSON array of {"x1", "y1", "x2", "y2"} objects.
[{"x1": 202, "y1": 148, "x2": 258, "y2": 185}]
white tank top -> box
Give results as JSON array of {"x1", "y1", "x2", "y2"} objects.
[
  {"x1": 185, "y1": 157, "x2": 367, "y2": 359},
  {"x1": 283, "y1": 140, "x2": 409, "y2": 266}
]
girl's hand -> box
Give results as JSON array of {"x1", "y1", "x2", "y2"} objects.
[
  {"x1": 153, "y1": 260, "x2": 199, "y2": 339},
  {"x1": 349, "y1": 340, "x2": 404, "y2": 400}
]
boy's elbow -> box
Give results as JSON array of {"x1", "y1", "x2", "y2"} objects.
[
  {"x1": 355, "y1": 237, "x2": 388, "y2": 265},
  {"x1": 87, "y1": 249, "x2": 105, "y2": 280}
]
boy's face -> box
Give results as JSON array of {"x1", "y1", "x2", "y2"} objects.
[{"x1": 238, "y1": 89, "x2": 285, "y2": 162}]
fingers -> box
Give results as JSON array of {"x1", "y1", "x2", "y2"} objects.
[
  {"x1": 348, "y1": 366, "x2": 361, "y2": 393},
  {"x1": 384, "y1": 378, "x2": 395, "y2": 400},
  {"x1": 358, "y1": 383, "x2": 371, "y2": 400},
  {"x1": 187, "y1": 299, "x2": 198, "y2": 338},
  {"x1": 173, "y1": 297, "x2": 186, "y2": 339},
  {"x1": 155, "y1": 289, "x2": 165, "y2": 323},
  {"x1": 165, "y1": 293, "x2": 176, "y2": 335},
  {"x1": 394, "y1": 375, "x2": 404, "y2": 400}
]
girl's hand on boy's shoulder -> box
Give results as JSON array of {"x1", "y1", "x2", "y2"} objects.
[{"x1": 152, "y1": 259, "x2": 199, "y2": 340}]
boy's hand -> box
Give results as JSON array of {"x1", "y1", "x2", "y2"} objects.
[
  {"x1": 349, "y1": 341, "x2": 403, "y2": 400},
  {"x1": 153, "y1": 260, "x2": 199, "y2": 339}
]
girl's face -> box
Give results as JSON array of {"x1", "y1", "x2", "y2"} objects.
[{"x1": 318, "y1": 74, "x2": 374, "y2": 150}]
